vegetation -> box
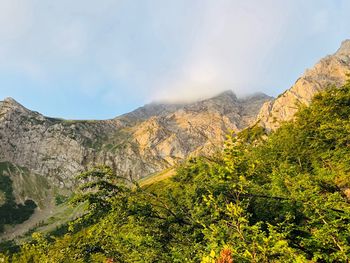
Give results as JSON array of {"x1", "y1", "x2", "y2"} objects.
[
  {"x1": 0, "y1": 163, "x2": 37, "y2": 233},
  {"x1": 1, "y1": 83, "x2": 350, "y2": 262},
  {"x1": 138, "y1": 168, "x2": 175, "y2": 187}
]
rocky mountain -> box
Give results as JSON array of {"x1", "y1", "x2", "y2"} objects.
[
  {"x1": 0, "y1": 91, "x2": 271, "y2": 209},
  {"x1": 258, "y1": 39, "x2": 350, "y2": 130},
  {"x1": 127, "y1": 91, "x2": 272, "y2": 166}
]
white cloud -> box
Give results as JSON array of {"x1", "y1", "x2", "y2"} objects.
[
  {"x1": 0, "y1": 0, "x2": 33, "y2": 40},
  {"x1": 149, "y1": 0, "x2": 298, "y2": 102},
  {"x1": 148, "y1": 0, "x2": 350, "y2": 103},
  {"x1": 51, "y1": 22, "x2": 88, "y2": 57}
]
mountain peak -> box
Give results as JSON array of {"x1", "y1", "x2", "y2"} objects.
[
  {"x1": 0, "y1": 97, "x2": 30, "y2": 114},
  {"x1": 3, "y1": 97, "x2": 19, "y2": 104},
  {"x1": 258, "y1": 39, "x2": 350, "y2": 130},
  {"x1": 335, "y1": 39, "x2": 350, "y2": 56},
  {"x1": 212, "y1": 90, "x2": 238, "y2": 101},
  {"x1": 1, "y1": 97, "x2": 24, "y2": 108},
  {"x1": 239, "y1": 92, "x2": 272, "y2": 101}
]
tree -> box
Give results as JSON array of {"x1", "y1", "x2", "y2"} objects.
[{"x1": 70, "y1": 165, "x2": 130, "y2": 228}]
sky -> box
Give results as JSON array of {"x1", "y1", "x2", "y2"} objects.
[{"x1": 0, "y1": 0, "x2": 349, "y2": 119}]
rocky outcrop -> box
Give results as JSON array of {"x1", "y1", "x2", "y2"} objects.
[
  {"x1": 0, "y1": 98, "x2": 120, "y2": 188},
  {"x1": 130, "y1": 91, "x2": 272, "y2": 166},
  {"x1": 257, "y1": 39, "x2": 350, "y2": 130}
]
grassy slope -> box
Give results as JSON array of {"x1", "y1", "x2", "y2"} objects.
[
  {"x1": 0, "y1": 162, "x2": 74, "y2": 241},
  {"x1": 138, "y1": 168, "x2": 176, "y2": 187}
]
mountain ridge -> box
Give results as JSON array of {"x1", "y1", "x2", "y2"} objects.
[
  {"x1": 1, "y1": 89, "x2": 268, "y2": 122},
  {"x1": 257, "y1": 39, "x2": 350, "y2": 130},
  {"x1": 0, "y1": 91, "x2": 272, "y2": 197}
]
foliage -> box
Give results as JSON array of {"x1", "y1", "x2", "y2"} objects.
[
  {"x1": 69, "y1": 165, "x2": 131, "y2": 230},
  {"x1": 0, "y1": 163, "x2": 37, "y2": 233},
  {"x1": 3, "y1": 83, "x2": 350, "y2": 262},
  {"x1": 54, "y1": 194, "x2": 68, "y2": 206}
]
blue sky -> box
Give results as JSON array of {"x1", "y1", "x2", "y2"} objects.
[{"x1": 0, "y1": 0, "x2": 349, "y2": 119}]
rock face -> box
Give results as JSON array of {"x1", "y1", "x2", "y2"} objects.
[
  {"x1": 258, "y1": 39, "x2": 350, "y2": 130},
  {"x1": 0, "y1": 98, "x2": 119, "y2": 189},
  {"x1": 0, "y1": 91, "x2": 271, "y2": 205},
  {"x1": 129, "y1": 91, "x2": 272, "y2": 166}
]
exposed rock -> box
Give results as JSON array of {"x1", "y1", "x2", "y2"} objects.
[
  {"x1": 119, "y1": 103, "x2": 185, "y2": 121},
  {"x1": 257, "y1": 39, "x2": 350, "y2": 130},
  {"x1": 0, "y1": 90, "x2": 271, "y2": 203}
]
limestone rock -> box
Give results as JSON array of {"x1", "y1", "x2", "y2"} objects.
[
  {"x1": 257, "y1": 39, "x2": 350, "y2": 130},
  {"x1": 0, "y1": 91, "x2": 271, "y2": 197}
]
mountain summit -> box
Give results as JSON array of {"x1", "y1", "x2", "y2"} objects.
[
  {"x1": 335, "y1": 39, "x2": 350, "y2": 56},
  {"x1": 0, "y1": 97, "x2": 28, "y2": 112}
]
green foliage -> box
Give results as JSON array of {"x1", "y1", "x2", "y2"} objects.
[
  {"x1": 0, "y1": 163, "x2": 37, "y2": 233},
  {"x1": 3, "y1": 83, "x2": 350, "y2": 262},
  {"x1": 69, "y1": 165, "x2": 130, "y2": 230},
  {"x1": 54, "y1": 194, "x2": 68, "y2": 206}
]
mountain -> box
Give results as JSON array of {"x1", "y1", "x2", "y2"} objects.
[
  {"x1": 0, "y1": 91, "x2": 271, "y2": 210},
  {"x1": 258, "y1": 39, "x2": 350, "y2": 130},
  {"x1": 125, "y1": 91, "x2": 272, "y2": 167}
]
